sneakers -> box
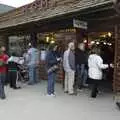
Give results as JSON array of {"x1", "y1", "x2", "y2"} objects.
[
  {"x1": 64, "y1": 91, "x2": 68, "y2": 93},
  {"x1": 51, "y1": 94, "x2": 56, "y2": 97},
  {"x1": 46, "y1": 94, "x2": 56, "y2": 97},
  {"x1": 0, "y1": 96, "x2": 6, "y2": 100},
  {"x1": 13, "y1": 86, "x2": 21, "y2": 90},
  {"x1": 68, "y1": 93, "x2": 76, "y2": 96}
]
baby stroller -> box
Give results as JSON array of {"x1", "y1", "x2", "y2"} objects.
[{"x1": 17, "y1": 64, "x2": 29, "y2": 83}]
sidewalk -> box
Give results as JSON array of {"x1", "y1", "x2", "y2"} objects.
[{"x1": 0, "y1": 81, "x2": 120, "y2": 120}]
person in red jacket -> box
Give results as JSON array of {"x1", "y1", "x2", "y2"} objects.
[{"x1": 0, "y1": 46, "x2": 9, "y2": 99}]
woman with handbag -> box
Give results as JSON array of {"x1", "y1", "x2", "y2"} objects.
[
  {"x1": 46, "y1": 44, "x2": 61, "y2": 96},
  {"x1": 88, "y1": 47, "x2": 109, "y2": 98}
]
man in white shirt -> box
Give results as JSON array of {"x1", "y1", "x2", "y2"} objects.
[{"x1": 63, "y1": 42, "x2": 75, "y2": 95}]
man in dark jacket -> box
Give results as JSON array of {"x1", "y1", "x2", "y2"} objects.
[{"x1": 75, "y1": 43, "x2": 88, "y2": 89}]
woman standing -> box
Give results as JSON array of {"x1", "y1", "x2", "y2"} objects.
[
  {"x1": 88, "y1": 47, "x2": 109, "y2": 98},
  {"x1": 8, "y1": 53, "x2": 21, "y2": 89},
  {"x1": 46, "y1": 45, "x2": 61, "y2": 96}
]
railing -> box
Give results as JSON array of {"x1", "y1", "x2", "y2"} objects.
[{"x1": 0, "y1": 0, "x2": 112, "y2": 29}]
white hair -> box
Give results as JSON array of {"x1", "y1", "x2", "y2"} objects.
[{"x1": 68, "y1": 42, "x2": 74, "y2": 49}]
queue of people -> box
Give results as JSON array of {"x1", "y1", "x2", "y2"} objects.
[
  {"x1": 0, "y1": 43, "x2": 40, "y2": 100},
  {"x1": 62, "y1": 42, "x2": 113, "y2": 98},
  {"x1": 0, "y1": 41, "x2": 114, "y2": 100}
]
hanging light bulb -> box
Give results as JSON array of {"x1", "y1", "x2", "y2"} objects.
[
  {"x1": 83, "y1": 40, "x2": 87, "y2": 43},
  {"x1": 108, "y1": 43, "x2": 112, "y2": 46},
  {"x1": 51, "y1": 40, "x2": 55, "y2": 44},
  {"x1": 109, "y1": 43, "x2": 112, "y2": 46},
  {"x1": 96, "y1": 42, "x2": 100, "y2": 45},
  {"x1": 108, "y1": 32, "x2": 112, "y2": 37},
  {"x1": 104, "y1": 42, "x2": 107, "y2": 45},
  {"x1": 103, "y1": 35, "x2": 106, "y2": 38},
  {"x1": 91, "y1": 41, "x2": 95, "y2": 44},
  {"x1": 46, "y1": 36, "x2": 49, "y2": 43}
]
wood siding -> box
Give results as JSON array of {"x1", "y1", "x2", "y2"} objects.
[
  {"x1": 0, "y1": 0, "x2": 112, "y2": 30},
  {"x1": 114, "y1": 25, "x2": 120, "y2": 92}
]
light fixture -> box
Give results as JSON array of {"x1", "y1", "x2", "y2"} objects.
[
  {"x1": 83, "y1": 40, "x2": 87, "y2": 43},
  {"x1": 104, "y1": 42, "x2": 107, "y2": 45},
  {"x1": 107, "y1": 43, "x2": 112, "y2": 46},
  {"x1": 91, "y1": 41, "x2": 95, "y2": 44},
  {"x1": 109, "y1": 43, "x2": 112, "y2": 46},
  {"x1": 108, "y1": 32, "x2": 112, "y2": 37},
  {"x1": 46, "y1": 36, "x2": 49, "y2": 43},
  {"x1": 51, "y1": 40, "x2": 55, "y2": 44},
  {"x1": 101, "y1": 34, "x2": 106, "y2": 38},
  {"x1": 103, "y1": 35, "x2": 106, "y2": 38},
  {"x1": 96, "y1": 42, "x2": 100, "y2": 45}
]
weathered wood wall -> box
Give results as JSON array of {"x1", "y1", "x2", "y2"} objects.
[
  {"x1": 0, "y1": 0, "x2": 112, "y2": 30},
  {"x1": 113, "y1": 25, "x2": 120, "y2": 92},
  {"x1": 0, "y1": 36, "x2": 8, "y2": 47}
]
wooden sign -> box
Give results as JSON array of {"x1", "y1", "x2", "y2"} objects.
[{"x1": 73, "y1": 19, "x2": 88, "y2": 30}]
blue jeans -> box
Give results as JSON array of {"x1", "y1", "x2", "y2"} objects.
[
  {"x1": 28, "y1": 65, "x2": 36, "y2": 84},
  {"x1": 0, "y1": 73, "x2": 6, "y2": 98},
  {"x1": 47, "y1": 72, "x2": 56, "y2": 95},
  {"x1": 76, "y1": 64, "x2": 88, "y2": 88}
]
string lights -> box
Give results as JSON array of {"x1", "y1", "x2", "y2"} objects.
[
  {"x1": 45, "y1": 33, "x2": 56, "y2": 44},
  {"x1": 87, "y1": 32, "x2": 113, "y2": 46}
]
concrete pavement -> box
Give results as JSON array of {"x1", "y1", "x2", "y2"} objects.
[{"x1": 0, "y1": 81, "x2": 120, "y2": 120}]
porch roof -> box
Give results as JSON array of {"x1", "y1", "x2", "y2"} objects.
[{"x1": 0, "y1": 0, "x2": 112, "y2": 31}]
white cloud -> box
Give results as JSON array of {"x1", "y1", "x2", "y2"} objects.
[{"x1": 0, "y1": 0, "x2": 35, "y2": 7}]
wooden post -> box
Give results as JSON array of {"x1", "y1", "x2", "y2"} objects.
[
  {"x1": 113, "y1": 24, "x2": 120, "y2": 92},
  {"x1": 30, "y1": 32, "x2": 37, "y2": 48},
  {"x1": 75, "y1": 28, "x2": 87, "y2": 48},
  {"x1": 5, "y1": 36, "x2": 9, "y2": 53}
]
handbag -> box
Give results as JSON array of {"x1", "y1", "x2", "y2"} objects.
[{"x1": 47, "y1": 65, "x2": 59, "y2": 74}]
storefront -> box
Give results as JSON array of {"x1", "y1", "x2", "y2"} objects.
[{"x1": 0, "y1": 0, "x2": 120, "y2": 91}]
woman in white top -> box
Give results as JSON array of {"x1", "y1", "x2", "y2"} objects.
[{"x1": 88, "y1": 47, "x2": 109, "y2": 98}]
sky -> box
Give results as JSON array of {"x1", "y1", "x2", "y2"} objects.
[{"x1": 0, "y1": 0, "x2": 35, "y2": 7}]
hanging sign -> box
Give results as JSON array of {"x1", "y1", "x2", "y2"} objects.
[{"x1": 73, "y1": 19, "x2": 88, "y2": 30}]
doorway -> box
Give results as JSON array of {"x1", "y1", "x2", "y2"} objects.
[{"x1": 85, "y1": 32, "x2": 115, "y2": 92}]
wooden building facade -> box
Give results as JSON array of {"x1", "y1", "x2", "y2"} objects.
[{"x1": 0, "y1": 0, "x2": 120, "y2": 92}]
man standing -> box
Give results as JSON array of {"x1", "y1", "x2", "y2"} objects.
[
  {"x1": 27, "y1": 44, "x2": 40, "y2": 85},
  {"x1": 0, "y1": 46, "x2": 9, "y2": 99},
  {"x1": 63, "y1": 42, "x2": 75, "y2": 95},
  {"x1": 75, "y1": 43, "x2": 88, "y2": 89}
]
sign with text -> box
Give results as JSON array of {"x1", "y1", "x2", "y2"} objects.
[{"x1": 73, "y1": 19, "x2": 88, "y2": 29}]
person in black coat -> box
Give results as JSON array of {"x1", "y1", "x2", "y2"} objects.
[
  {"x1": 75, "y1": 43, "x2": 88, "y2": 90},
  {"x1": 8, "y1": 53, "x2": 21, "y2": 89}
]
